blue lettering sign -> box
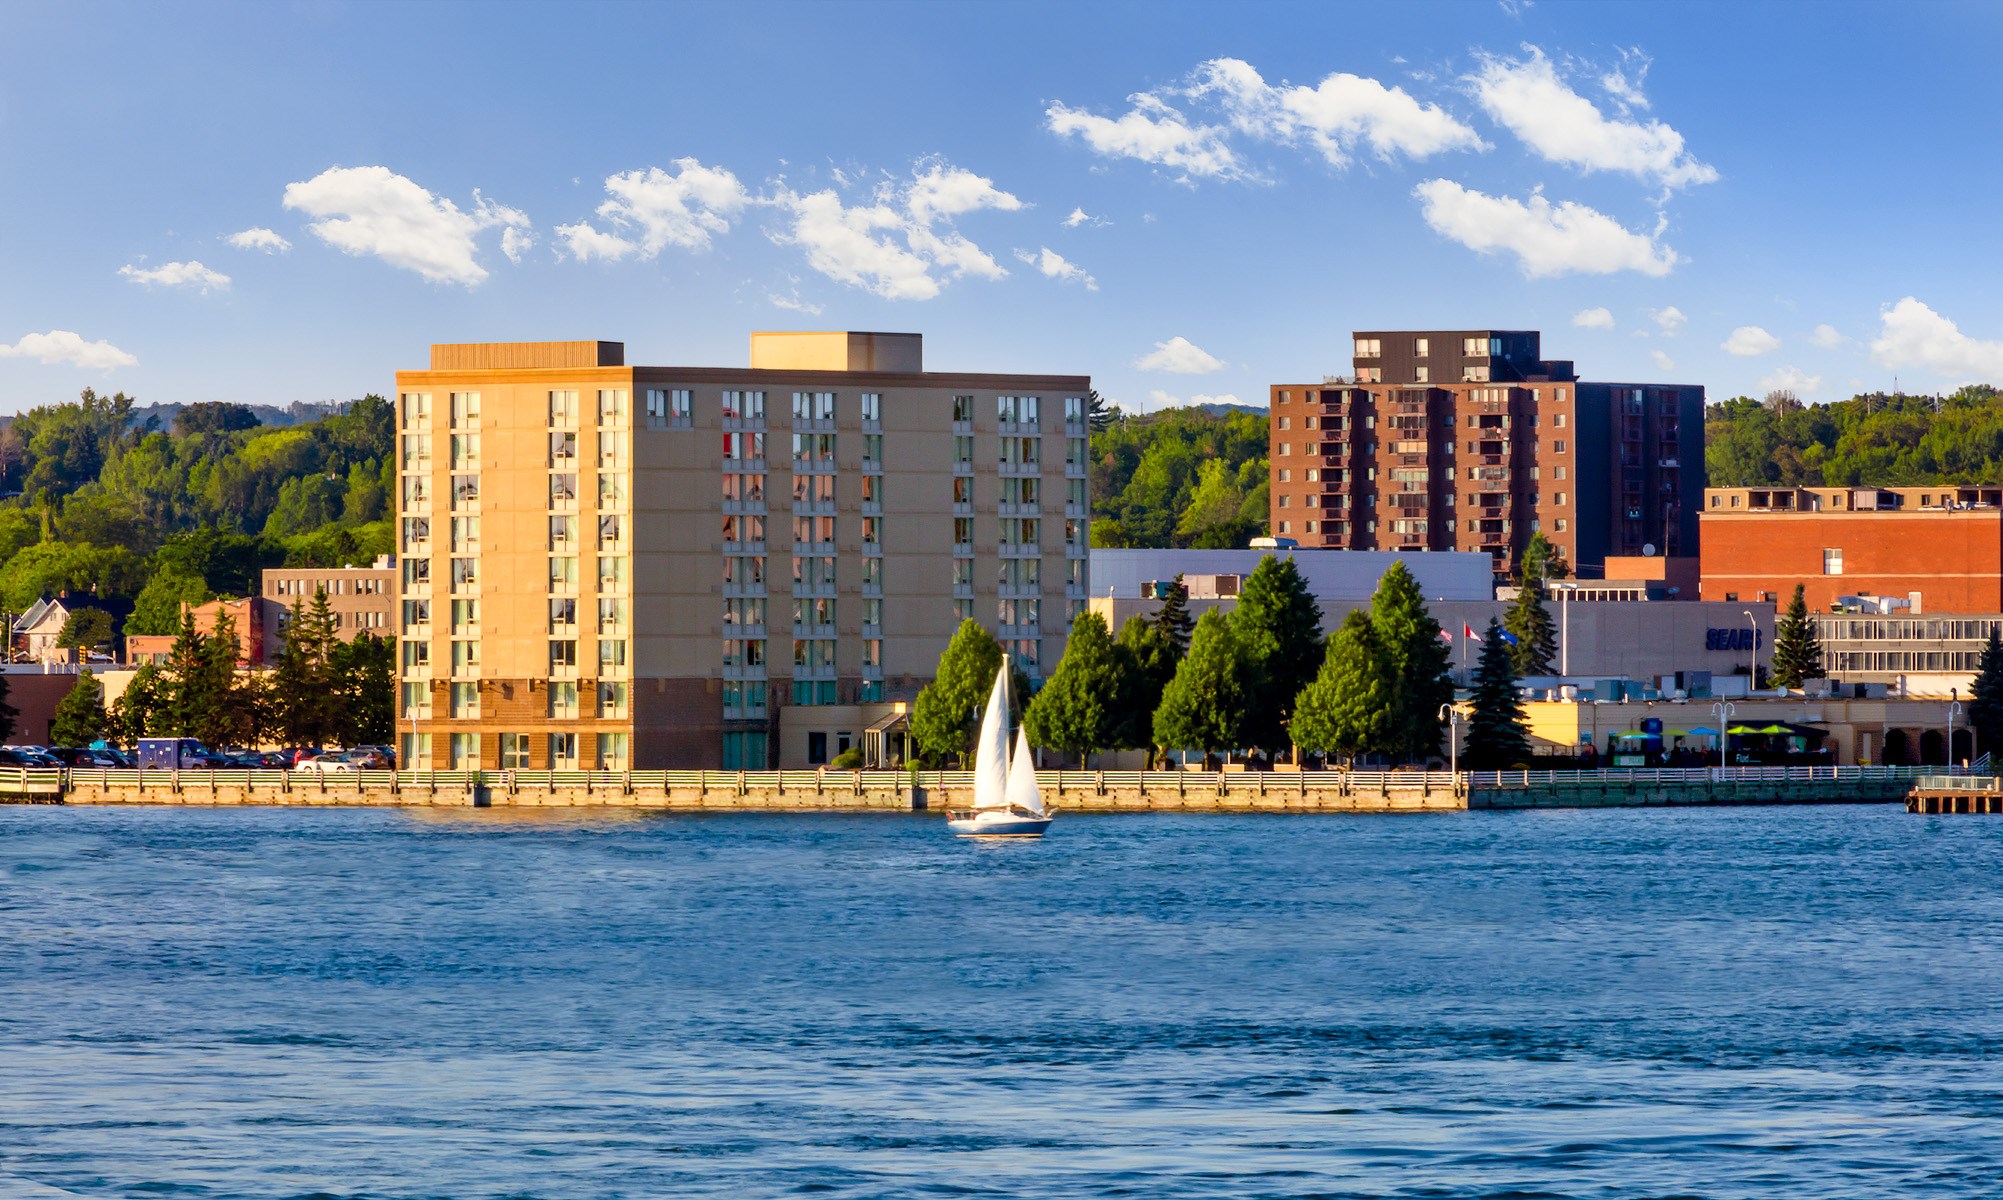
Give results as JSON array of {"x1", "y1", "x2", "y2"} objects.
[{"x1": 1705, "y1": 628, "x2": 1764, "y2": 652}]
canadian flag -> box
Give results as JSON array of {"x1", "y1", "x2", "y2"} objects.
[
  {"x1": 1438, "y1": 628, "x2": 1453, "y2": 643},
  {"x1": 1463, "y1": 622, "x2": 1477, "y2": 640}
]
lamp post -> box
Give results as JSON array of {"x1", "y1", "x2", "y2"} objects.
[
  {"x1": 1744, "y1": 608, "x2": 1758, "y2": 690},
  {"x1": 1438, "y1": 703, "x2": 1462, "y2": 775},
  {"x1": 1948, "y1": 698, "x2": 1963, "y2": 769},
  {"x1": 1711, "y1": 700, "x2": 1737, "y2": 770}
]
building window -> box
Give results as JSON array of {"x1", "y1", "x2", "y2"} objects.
[
  {"x1": 548, "y1": 390, "x2": 578, "y2": 425},
  {"x1": 450, "y1": 681, "x2": 479, "y2": 719},
  {"x1": 549, "y1": 682, "x2": 579, "y2": 720},
  {"x1": 861, "y1": 392, "x2": 881, "y2": 422},
  {"x1": 953, "y1": 394, "x2": 975, "y2": 423},
  {"x1": 1355, "y1": 337, "x2": 1381, "y2": 358},
  {"x1": 549, "y1": 639, "x2": 578, "y2": 674},
  {"x1": 499, "y1": 734, "x2": 530, "y2": 770},
  {"x1": 596, "y1": 734, "x2": 629, "y2": 772},
  {"x1": 548, "y1": 732, "x2": 579, "y2": 769},
  {"x1": 401, "y1": 392, "x2": 432, "y2": 428},
  {"x1": 598, "y1": 388, "x2": 628, "y2": 424},
  {"x1": 1413, "y1": 365, "x2": 1429, "y2": 383},
  {"x1": 451, "y1": 599, "x2": 478, "y2": 632},
  {"x1": 451, "y1": 639, "x2": 479, "y2": 677},
  {"x1": 448, "y1": 733, "x2": 480, "y2": 770},
  {"x1": 1824, "y1": 547, "x2": 1844, "y2": 575},
  {"x1": 549, "y1": 598, "x2": 577, "y2": 631},
  {"x1": 598, "y1": 681, "x2": 628, "y2": 719}
]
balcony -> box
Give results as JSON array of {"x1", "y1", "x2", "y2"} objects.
[
  {"x1": 722, "y1": 581, "x2": 767, "y2": 598},
  {"x1": 794, "y1": 663, "x2": 837, "y2": 681},
  {"x1": 999, "y1": 460, "x2": 1042, "y2": 478},
  {"x1": 792, "y1": 540, "x2": 837, "y2": 556},
  {"x1": 722, "y1": 664, "x2": 768, "y2": 681},
  {"x1": 791, "y1": 623, "x2": 837, "y2": 640}
]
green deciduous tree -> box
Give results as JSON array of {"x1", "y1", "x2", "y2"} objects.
[
  {"x1": 50, "y1": 669, "x2": 108, "y2": 746},
  {"x1": 1289, "y1": 611, "x2": 1391, "y2": 766},
  {"x1": 1232, "y1": 554, "x2": 1324, "y2": 753},
  {"x1": 110, "y1": 662, "x2": 166, "y2": 742},
  {"x1": 0, "y1": 671, "x2": 18, "y2": 743},
  {"x1": 1113, "y1": 616, "x2": 1177, "y2": 758},
  {"x1": 1368, "y1": 560, "x2": 1454, "y2": 763},
  {"x1": 1769, "y1": 584, "x2": 1827, "y2": 690},
  {"x1": 1463, "y1": 621, "x2": 1531, "y2": 770},
  {"x1": 56, "y1": 606, "x2": 115, "y2": 655},
  {"x1": 1024, "y1": 612, "x2": 1123, "y2": 767},
  {"x1": 127, "y1": 567, "x2": 212, "y2": 637},
  {"x1": 910, "y1": 619, "x2": 1004, "y2": 766},
  {"x1": 1503, "y1": 576, "x2": 1558, "y2": 677},
  {"x1": 1152, "y1": 609, "x2": 1248, "y2": 765},
  {"x1": 331, "y1": 631, "x2": 395, "y2": 746}
]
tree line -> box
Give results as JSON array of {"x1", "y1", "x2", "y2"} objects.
[
  {"x1": 43, "y1": 589, "x2": 396, "y2": 749},
  {"x1": 1706, "y1": 385, "x2": 2003, "y2": 487},
  {"x1": 0, "y1": 389, "x2": 393, "y2": 644},
  {"x1": 1087, "y1": 404, "x2": 1271, "y2": 549},
  {"x1": 908, "y1": 556, "x2": 1537, "y2": 771}
]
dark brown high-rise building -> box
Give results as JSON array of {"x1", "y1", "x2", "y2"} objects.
[{"x1": 1267, "y1": 330, "x2": 1704, "y2": 579}]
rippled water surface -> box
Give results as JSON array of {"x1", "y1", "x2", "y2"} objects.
[{"x1": 3, "y1": 804, "x2": 2002, "y2": 1198}]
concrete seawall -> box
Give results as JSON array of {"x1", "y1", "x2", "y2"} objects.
[{"x1": 16, "y1": 765, "x2": 1932, "y2": 813}]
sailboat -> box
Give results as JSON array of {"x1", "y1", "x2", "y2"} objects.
[{"x1": 945, "y1": 660, "x2": 1055, "y2": 838}]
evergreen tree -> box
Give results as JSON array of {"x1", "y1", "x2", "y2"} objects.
[
  {"x1": 1519, "y1": 530, "x2": 1570, "y2": 581},
  {"x1": 0, "y1": 670, "x2": 18, "y2": 744},
  {"x1": 1503, "y1": 575, "x2": 1559, "y2": 677},
  {"x1": 331, "y1": 632, "x2": 396, "y2": 746},
  {"x1": 55, "y1": 606, "x2": 115, "y2": 656},
  {"x1": 175, "y1": 610, "x2": 243, "y2": 748},
  {"x1": 1113, "y1": 616, "x2": 1177, "y2": 759},
  {"x1": 1153, "y1": 573, "x2": 1194, "y2": 658},
  {"x1": 909, "y1": 619, "x2": 1004, "y2": 766},
  {"x1": 1232, "y1": 554, "x2": 1324, "y2": 754},
  {"x1": 1367, "y1": 561, "x2": 1454, "y2": 762},
  {"x1": 1152, "y1": 609, "x2": 1248, "y2": 765},
  {"x1": 1289, "y1": 612, "x2": 1391, "y2": 766},
  {"x1": 1769, "y1": 584, "x2": 1826, "y2": 690},
  {"x1": 1024, "y1": 612, "x2": 1122, "y2": 768},
  {"x1": 50, "y1": 669, "x2": 108, "y2": 746},
  {"x1": 268, "y1": 597, "x2": 318, "y2": 746},
  {"x1": 157, "y1": 606, "x2": 208, "y2": 736},
  {"x1": 1969, "y1": 627, "x2": 2003, "y2": 759},
  {"x1": 1463, "y1": 620, "x2": 1531, "y2": 770}
]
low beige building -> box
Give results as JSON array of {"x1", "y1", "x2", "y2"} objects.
[
  {"x1": 1524, "y1": 696, "x2": 1973, "y2": 766},
  {"x1": 263, "y1": 558, "x2": 396, "y2": 641}
]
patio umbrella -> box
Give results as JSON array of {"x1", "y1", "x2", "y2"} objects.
[
  {"x1": 1726, "y1": 725, "x2": 1762, "y2": 734},
  {"x1": 1758, "y1": 724, "x2": 1793, "y2": 734},
  {"x1": 1687, "y1": 726, "x2": 1720, "y2": 737},
  {"x1": 1664, "y1": 729, "x2": 1692, "y2": 738}
]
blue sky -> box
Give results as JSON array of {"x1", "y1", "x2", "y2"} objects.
[{"x1": 6, "y1": 0, "x2": 2003, "y2": 414}]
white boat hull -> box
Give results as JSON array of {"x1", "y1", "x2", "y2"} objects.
[{"x1": 946, "y1": 809, "x2": 1054, "y2": 838}]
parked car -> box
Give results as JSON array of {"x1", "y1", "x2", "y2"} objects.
[
  {"x1": 293, "y1": 754, "x2": 358, "y2": 773},
  {"x1": 0, "y1": 748, "x2": 40, "y2": 767},
  {"x1": 5, "y1": 746, "x2": 63, "y2": 768}
]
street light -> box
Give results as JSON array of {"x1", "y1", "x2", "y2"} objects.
[
  {"x1": 1743, "y1": 608, "x2": 1758, "y2": 690},
  {"x1": 1948, "y1": 698, "x2": 1963, "y2": 770},
  {"x1": 1438, "y1": 703, "x2": 1463, "y2": 775},
  {"x1": 1711, "y1": 700, "x2": 1737, "y2": 770}
]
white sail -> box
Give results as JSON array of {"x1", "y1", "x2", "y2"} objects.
[
  {"x1": 971, "y1": 659, "x2": 1012, "y2": 811},
  {"x1": 1006, "y1": 726, "x2": 1046, "y2": 816}
]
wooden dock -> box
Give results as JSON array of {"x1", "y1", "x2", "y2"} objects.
[{"x1": 1907, "y1": 775, "x2": 2003, "y2": 814}]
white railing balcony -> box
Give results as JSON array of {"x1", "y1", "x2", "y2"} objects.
[
  {"x1": 722, "y1": 581, "x2": 766, "y2": 599},
  {"x1": 999, "y1": 460, "x2": 1042, "y2": 478},
  {"x1": 793, "y1": 663, "x2": 837, "y2": 681},
  {"x1": 722, "y1": 539, "x2": 766, "y2": 556},
  {"x1": 721, "y1": 664, "x2": 768, "y2": 681},
  {"x1": 791, "y1": 623, "x2": 837, "y2": 640}
]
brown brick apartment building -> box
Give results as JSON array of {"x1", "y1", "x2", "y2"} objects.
[
  {"x1": 1268, "y1": 330, "x2": 1705, "y2": 579},
  {"x1": 394, "y1": 333, "x2": 1090, "y2": 771},
  {"x1": 1701, "y1": 485, "x2": 2003, "y2": 612},
  {"x1": 264, "y1": 559, "x2": 396, "y2": 640}
]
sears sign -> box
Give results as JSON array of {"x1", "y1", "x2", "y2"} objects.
[{"x1": 1705, "y1": 627, "x2": 1763, "y2": 652}]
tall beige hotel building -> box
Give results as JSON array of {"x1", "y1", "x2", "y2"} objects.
[{"x1": 394, "y1": 332, "x2": 1091, "y2": 770}]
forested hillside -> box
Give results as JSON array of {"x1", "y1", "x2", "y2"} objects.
[
  {"x1": 0, "y1": 389, "x2": 392, "y2": 634},
  {"x1": 1089, "y1": 406, "x2": 1270, "y2": 548},
  {"x1": 1707, "y1": 386, "x2": 2003, "y2": 486}
]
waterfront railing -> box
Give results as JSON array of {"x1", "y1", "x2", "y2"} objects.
[{"x1": 1, "y1": 762, "x2": 1967, "y2": 799}]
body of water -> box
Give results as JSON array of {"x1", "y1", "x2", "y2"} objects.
[{"x1": 2, "y1": 804, "x2": 2001, "y2": 1198}]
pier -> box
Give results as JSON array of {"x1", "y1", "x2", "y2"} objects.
[
  {"x1": 1905, "y1": 775, "x2": 2003, "y2": 814},
  {"x1": 0, "y1": 764, "x2": 1944, "y2": 813}
]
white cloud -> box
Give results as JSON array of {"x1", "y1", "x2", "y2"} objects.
[
  {"x1": 1599, "y1": 49, "x2": 1652, "y2": 113},
  {"x1": 282, "y1": 165, "x2": 530, "y2": 286},
  {"x1": 770, "y1": 160, "x2": 1022, "y2": 301},
  {"x1": 767, "y1": 289, "x2": 823, "y2": 316},
  {"x1": 1062, "y1": 207, "x2": 1106, "y2": 228},
  {"x1": 1651, "y1": 349, "x2": 1676, "y2": 372},
  {"x1": 1048, "y1": 56, "x2": 1483, "y2": 182},
  {"x1": 1809, "y1": 322, "x2": 1844, "y2": 348},
  {"x1": 1046, "y1": 93, "x2": 1242, "y2": 180},
  {"x1": 1870, "y1": 297, "x2": 2003, "y2": 381},
  {"x1": 1413, "y1": 179, "x2": 1678, "y2": 277},
  {"x1": 1134, "y1": 335, "x2": 1226, "y2": 374},
  {"x1": 118, "y1": 260, "x2": 231, "y2": 293},
  {"x1": 1651, "y1": 305, "x2": 1686, "y2": 334},
  {"x1": 0, "y1": 330, "x2": 137, "y2": 370},
  {"x1": 500, "y1": 227, "x2": 535, "y2": 264},
  {"x1": 555, "y1": 159, "x2": 750, "y2": 263},
  {"x1": 1722, "y1": 325, "x2": 1780, "y2": 356},
  {"x1": 225, "y1": 227, "x2": 291, "y2": 253},
  {"x1": 1572, "y1": 306, "x2": 1615, "y2": 329},
  {"x1": 1191, "y1": 57, "x2": 1487, "y2": 167},
  {"x1": 1760, "y1": 365, "x2": 1823, "y2": 395},
  {"x1": 1014, "y1": 247, "x2": 1098, "y2": 291},
  {"x1": 1469, "y1": 47, "x2": 1716, "y2": 189}
]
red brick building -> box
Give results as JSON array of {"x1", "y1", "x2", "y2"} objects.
[
  {"x1": 1700, "y1": 486, "x2": 2003, "y2": 612},
  {"x1": 1269, "y1": 329, "x2": 1704, "y2": 580}
]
